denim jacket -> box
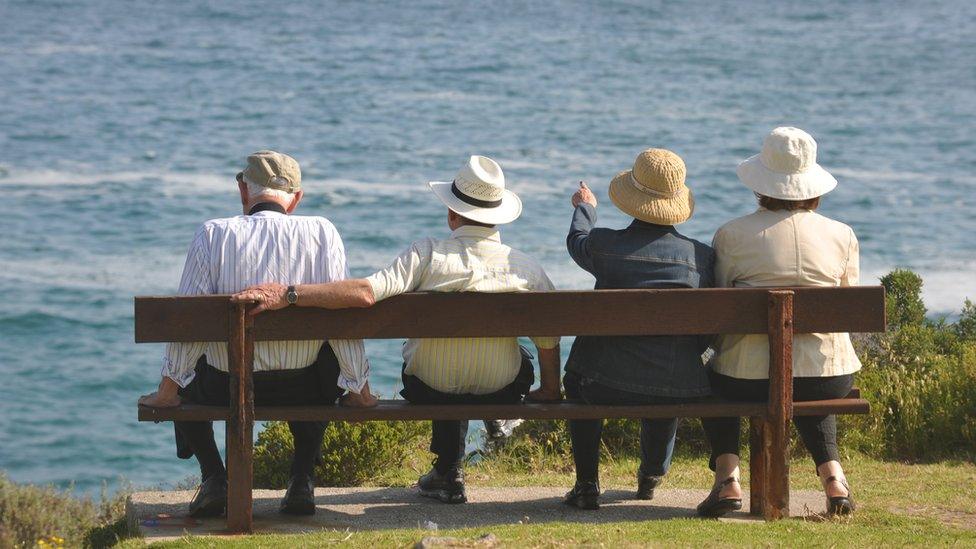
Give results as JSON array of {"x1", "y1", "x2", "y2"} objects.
[{"x1": 565, "y1": 203, "x2": 715, "y2": 398}]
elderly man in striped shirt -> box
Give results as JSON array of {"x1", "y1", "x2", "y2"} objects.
[
  {"x1": 234, "y1": 155, "x2": 562, "y2": 504},
  {"x1": 139, "y1": 151, "x2": 374, "y2": 518}
]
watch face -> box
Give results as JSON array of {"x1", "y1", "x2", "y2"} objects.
[{"x1": 287, "y1": 287, "x2": 298, "y2": 304}]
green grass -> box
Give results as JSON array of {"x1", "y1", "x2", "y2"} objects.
[{"x1": 116, "y1": 452, "x2": 976, "y2": 548}]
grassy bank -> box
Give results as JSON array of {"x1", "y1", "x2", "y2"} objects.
[{"x1": 117, "y1": 453, "x2": 975, "y2": 547}]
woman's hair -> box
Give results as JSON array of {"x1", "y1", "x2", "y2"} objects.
[{"x1": 756, "y1": 193, "x2": 821, "y2": 211}]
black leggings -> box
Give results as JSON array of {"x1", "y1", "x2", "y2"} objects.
[{"x1": 701, "y1": 371, "x2": 854, "y2": 470}]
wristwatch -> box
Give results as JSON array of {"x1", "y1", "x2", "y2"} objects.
[{"x1": 286, "y1": 285, "x2": 298, "y2": 305}]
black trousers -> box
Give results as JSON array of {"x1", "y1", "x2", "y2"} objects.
[
  {"x1": 701, "y1": 371, "x2": 854, "y2": 470},
  {"x1": 399, "y1": 349, "x2": 535, "y2": 474},
  {"x1": 174, "y1": 344, "x2": 345, "y2": 481},
  {"x1": 564, "y1": 371, "x2": 699, "y2": 483}
]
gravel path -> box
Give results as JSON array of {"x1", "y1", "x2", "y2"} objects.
[{"x1": 129, "y1": 486, "x2": 826, "y2": 541}]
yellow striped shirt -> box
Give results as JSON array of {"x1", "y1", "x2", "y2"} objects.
[{"x1": 365, "y1": 225, "x2": 559, "y2": 394}]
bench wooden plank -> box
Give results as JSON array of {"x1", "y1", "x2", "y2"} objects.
[
  {"x1": 764, "y1": 290, "x2": 793, "y2": 519},
  {"x1": 134, "y1": 286, "x2": 886, "y2": 343},
  {"x1": 137, "y1": 397, "x2": 869, "y2": 422}
]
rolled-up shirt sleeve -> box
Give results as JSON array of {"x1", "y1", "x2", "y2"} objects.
[
  {"x1": 323, "y1": 225, "x2": 371, "y2": 394},
  {"x1": 161, "y1": 227, "x2": 213, "y2": 388},
  {"x1": 364, "y1": 239, "x2": 432, "y2": 302}
]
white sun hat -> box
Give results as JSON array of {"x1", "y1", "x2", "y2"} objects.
[
  {"x1": 428, "y1": 155, "x2": 523, "y2": 225},
  {"x1": 736, "y1": 127, "x2": 838, "y2": 200}
]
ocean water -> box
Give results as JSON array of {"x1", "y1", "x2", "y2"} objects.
[{"x1": 1, "y1": 1, "x2": 974, "y2": 494}]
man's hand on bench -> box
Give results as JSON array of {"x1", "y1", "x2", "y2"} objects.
[
  {"x1": 231, "y1": 283, "x2": 289, "y2": 316},
  {"x1": 340, "y1": 381, "x2": 378, "y2": 408},
  {"x1": 138, "y1": 377, "x2": 182, "y2": 408}
]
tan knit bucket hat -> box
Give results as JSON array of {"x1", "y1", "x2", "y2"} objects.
[{"x1": 608, "y1": 148, "x2": 695, "y2": 225}]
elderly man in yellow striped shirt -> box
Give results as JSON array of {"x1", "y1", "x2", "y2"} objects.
[{"x1": 234, "y1": 155, "x2": 562, "y2": 504}]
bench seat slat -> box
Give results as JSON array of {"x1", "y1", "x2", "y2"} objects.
[{"x1": 138, "y1": 397, "x2": 868, "y2": 422}]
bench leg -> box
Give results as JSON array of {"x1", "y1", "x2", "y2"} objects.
[
  {"x1": 226, "y1": 415, "x2": 253, "y2": 533},
  {"x1": 762, "y1": 414, "x2": 790, "y2": 520},
  {"x1": 764, "y1": 290, "x2": 794, "y2": 520},
  {"x1": 749, "y1": 416, "x2": 766, "y2": 516},
  {"x1": 226, "y1": 303, "x2": 255, "y2": 534}
]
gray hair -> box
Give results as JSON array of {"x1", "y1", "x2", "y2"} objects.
[{"x1": 246, "y1": 180, "x2": 293, "y2": 202}]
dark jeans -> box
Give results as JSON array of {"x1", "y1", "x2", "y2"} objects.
[
  {"x1": 564, "y1": 371, "x2": 698, "y2": 483},
  {"x1": 175, "y1": 344, "x2": 345, "y2": 481},
  {"x1": 701, "y1": 371, "x2": 855, "y2": 470},
  {"x1": 400, "y1": 348, "x2": 535, "y2": 474}
]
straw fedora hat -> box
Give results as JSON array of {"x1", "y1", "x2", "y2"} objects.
[
  {"x1": 429, "y1": 155, "x2": 522, "y2": 225},
  {"x1": 737, "y1": 127, "x2": 837, "y2": 200},
  {"x1": 608, "y1": 148, "x2": 695, "y2": 225}
]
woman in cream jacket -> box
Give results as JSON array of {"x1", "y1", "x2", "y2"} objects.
[{"x1": 698, "y1": 127, "x2": 860, "y2": 517}]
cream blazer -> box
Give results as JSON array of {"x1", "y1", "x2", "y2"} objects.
[{"x1": 711, "y1": 208, "x2": 862, "y2": 379}]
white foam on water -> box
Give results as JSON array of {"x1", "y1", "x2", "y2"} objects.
[
  {"x1": 832, "y1": 167, "x2": 976, "y2": 186},
  {"x1": 0, "y1": 251, "x2": 184, "y2": 295},
  {"x1": 0, "y1": 169, "x2": 228, "y2": 190},
  {"x1": 0, "y1": 168, "x2": 425, "y2": 197},
  {"x1": 8, "y1": 43, "x2": 103, "y2": 56}
]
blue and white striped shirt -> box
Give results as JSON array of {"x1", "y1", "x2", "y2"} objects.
[{"x1": 161, "y1": 210, "x2": 370, "y2": 393}]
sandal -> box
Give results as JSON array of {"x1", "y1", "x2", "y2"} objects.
[
  {"x1": 825, "y1": 475, "x2": 855, "y2": 515},
  {"x1": 696, "y1": 477, "x2": 742, "y2": 518}
]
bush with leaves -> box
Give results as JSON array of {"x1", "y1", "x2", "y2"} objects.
[
  {"x1": 0, "y1": 473, "x2": 129, "y2": 548},
  {"x1": 253, "y1": 420, "x2": 430, "y2": 488},
  {"x1": 844, "y1": 270, "x2": 976, "y2": 459}
]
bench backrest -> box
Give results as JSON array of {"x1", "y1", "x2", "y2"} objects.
[{"x1": 134, "y1": 286, "x2": 885, "y2": 343}]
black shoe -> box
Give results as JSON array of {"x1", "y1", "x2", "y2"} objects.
[
  {"x1": 563, "y1": 481, "x2": 600, "y2": 510},
  {"x1": 825, "y1": 476, "x2": 855, "y2": 516},
  {"x1": 418, "y1": 467, "x2": 466, "y2": 504},
  {"x1": 636, "y1": 473, "x2": 662, "y2": 500},
  {"x1": 188, "y1": 473, "x2": 227, "y2": 518},
  {"x1": 280, "y1": 474, "x2": 317, "y2": 516},
  {"x1": 696, "y1": 477, "x2": 743, "y2": 518}
]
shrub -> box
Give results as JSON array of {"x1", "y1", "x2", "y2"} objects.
[
  {"x1": 845, "y1": 277, "x2": 976, "y2": 459},
  {"x1": 253, "y1": 420, "x2": 430, "y2": 488},
  {"x1": 881, "y1": 269, "x2": 927, "y2": 328},
  {"x1": 0, "y1": 473, "x2": 129, "y2": 549}
]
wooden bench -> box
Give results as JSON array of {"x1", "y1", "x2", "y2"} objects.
[{"x1": 135, "y1": 286, "x2": 885, "y2": 532}]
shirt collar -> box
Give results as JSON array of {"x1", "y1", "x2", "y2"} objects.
[
  {"x1": 248, "y1": 202, "x2": 287, "y2": 216},
  {"x1": 450, "y1": 225, "x2": 502, "y2": 242},
  {"x1": 628, "y1": 218, "x2": 677, "y2": 233}
]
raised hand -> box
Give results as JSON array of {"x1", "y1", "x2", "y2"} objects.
[
  {"x1": 571, "y1": 181, "x2": 597, "y2": 208},
  {"x1": 231, "y1": 282, "x2": 289, "y2": 315}
]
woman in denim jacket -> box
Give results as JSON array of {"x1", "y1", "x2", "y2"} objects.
[{"x1": 562, "y1": 149, "x2": 715, "y2": 510}]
